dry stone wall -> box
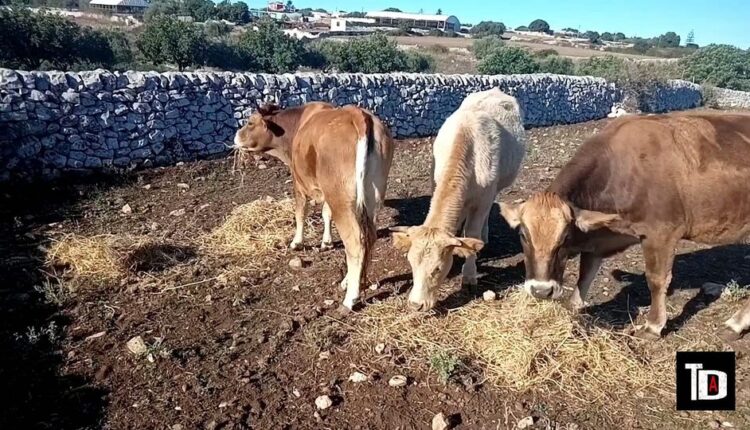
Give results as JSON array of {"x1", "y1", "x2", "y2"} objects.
[{"x1": 0, "y1": 69, "x2": 707, "y2": 181}]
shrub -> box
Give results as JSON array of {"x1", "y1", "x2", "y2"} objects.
[
  {"x1": 585, "y1": 31, "x2": 600, "y2": 44},
  {"x1": 137, "y1": 17, "x2": 207, "y2": 71},
  {"x1": 204, "y1": 40, "x2": 245, "y2": 70},
  {"x1": 0, "y1": 8, "x2": 117, "y2": 69},
  {"x1": 204, "y1": 20, "x2": 232, "y2": 39},
  {"x1": 534, "y1": 48, "x2": 559, "y2": 58},
  {"x1": 101, "y1": 30, "x2": 134, "y2": 68},
  {"x1": 428, "y1": 29, "x2": 459, "y2": 38},
  {"x1": 237, "y1": 19, "x2": 306, "y2": 73},
  {"x1": 426, "y1": 44, "x2": 449, "y2": 54},
  {"x1": 576, "y1": 55, "x2": 627, "y2": 82},
  {"x1": 472, "y1": 35, "x2": 504, "y2": 60},
  {"x1": 680, "y1": 44, "x2": 750, "y2": 91},
  {"x1": 538, "y1": 56, "x2": 574, "y2": 75},
  {"x1": 470, "y1": 21, "x2": 506, "y2": 37},
  {"x1": 477, "y1": 46, "x2": 540, "y2": 75},
  {"x1": 214, "y1": 0, "x2": 251, "y2": 24},
  {"x1": 515, "y1": 25, "x2": 529, "y2": 31},
  {"x1": 314, "y1": 33, "x2": 432, "y2": 73},
  {"x1": 528, "y1": 19, "x2": 550, "y2": 34},
  {"x1": 655, "y1": 31, "x2": 680, "y2": 48}
]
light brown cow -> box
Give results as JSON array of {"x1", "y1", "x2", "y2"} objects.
[
  {"x1": 391, "y1": 89, "x2": 526, "y2": 311},
  {"x1": 501, "y1": 112, "x2": 750, "y2": 340},
  {"x1": 234, "y1": 102, "x2": 394, "y2": 309}
]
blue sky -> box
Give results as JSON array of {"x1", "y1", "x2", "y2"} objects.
[{"x1": 289, "y1": 0, "x2": 749, "y2": 48}]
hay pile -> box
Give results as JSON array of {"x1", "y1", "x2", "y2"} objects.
[
  {"x1": 47, "y1": 234, "x2": 129, "y2": 285},
  {"x1": 202, "y1": 197, "x2": 296, "y2": 261},
  {"x1": 359, "y1": 288, "x2": 674, "y2": 409}
]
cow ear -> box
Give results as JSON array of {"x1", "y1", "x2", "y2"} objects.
[
  {"x1": 390, "y1": 226, "x2": 413, "y2": 252},
  {"x1": 574, "y1": 209, "x2": 620, "y2": 232},
  {"x1": 449, "y1": 237, "x2": 484, "y2": 258},
  {"x1": 500, "y1": 202, "x2": 523, "y2": 229}
]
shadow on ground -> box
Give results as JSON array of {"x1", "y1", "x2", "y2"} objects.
[
  {"x1": 0, "y1": 178, "x2": 123, "y2": 429},
  {"x1": 585, "y1": 244, "x2": 750, "y2": 333}
]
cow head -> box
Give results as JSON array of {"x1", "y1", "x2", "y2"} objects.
[
  {"x1": 390, "y1": 226, "x2": 483, "y2": 311},
  {"x1": 501, "y1": 192, "x2": 620, "y2": 300},
  {"x1": 233, "y1": 104, "x2": 288, "y2": 161}
]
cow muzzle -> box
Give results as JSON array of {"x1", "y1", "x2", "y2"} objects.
[{"x1": 524, "y1": 279, "x2": 564, "y2": 300}]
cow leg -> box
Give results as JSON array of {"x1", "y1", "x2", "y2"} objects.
[
  {"x1": 635, "y1": 237, "x2": 676, "y2": 339},
  {"x1": 332, "y1": 207, "x2": 369, "y2": 310},
  {"x1": 569, "y1": 253, "x2": 603, "y2": 311},
  {"x1": 289, "y1": 186, "x2": 308, "y2": 251},
  {"x1": 481, "y1": 209, "x2": 490, "y2": 244},
  {"x1": 461, "y1": 206, "x2": 489, "y2": 286},
  {"x1": 320, "y1": 202, "x2": 333, "y2": 251},
  {"x1": 721, "y1": 298, "x2": 750, "y2": 341}
]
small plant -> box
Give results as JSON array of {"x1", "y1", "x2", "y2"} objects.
[
  {"x1": 722, "y1": 280, "x2": 750, "y2": 302},
  {"x1": 430, "y1": 349, "x2": 461, "y2": 383},
  {"x1": 34, "y1": 280, "x2": 70, "y2": 307}
]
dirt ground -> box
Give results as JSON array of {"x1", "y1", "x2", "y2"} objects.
[
  {"x1": 2, "y1": 115, "x2": 750, "y2": 430},
  {"x1": 391, "y1": 36, "x2": 656, "y2": 60}
]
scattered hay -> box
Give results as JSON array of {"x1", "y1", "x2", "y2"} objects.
[
  {"x1": 358, "y1": 288, "x2": 675, "y2": 413},
  {"x1": 202, "y1": 197, "x2": 296, "y2": 261},
  {"x1": 46, "y1": 234, "x2": 128, "y2": 285}
]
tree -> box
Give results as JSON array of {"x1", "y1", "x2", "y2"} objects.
[
  {"x1": 584, "y1": 30, "x2": 600, "y2": 44},
  {"x1": 313, "y1": 8, "x2": 328, "y2": 13},
  {"x1": 631, "y1": 37, "x2": 651, "y2": 53},
  {"x1": 600, "y1": 32, "x2": 614, "y2": 42},
  {"x1": 561, "y1": 27, "x2": 578, "y2": 34},
  {"x1": 383, "y1": 7, "x2": 402, "y2": 12},
  {"x1": 528, "y1": 19, "x2": 550, "y2": 34},
  {"x1": 436, "y1": 8, "x2": 442, "y2": 14},
  {"x1": 655, "y1": 31, "x2": 680, "y2": 48},
  {"x1": 214, "y1": 0, "x2": 250, "y2": 24},
  {"x1": 344, "y1": 11, "x2": 365, "y2": 18},
  {"x1": 477, "y1": 46, "x2": 540, "y2": 75},
  {"x1": 470, "y1": 21, "x2": 506, "y2": 37},
  {"x1": 237, "y1": 19, "x2": 305, "y2": 73},
  {"x1": 686, "y1": 30, "x2": 695, "y2": 45},
  {"x1": 285, "y1": 0, "x2": 294, "y2": 12},
  {"x1": 614, "y1": 32, "x2": 626, "y2": 41},
  {"x1": 137, "y1": 17, "x2": 207, "y2": 71},
  {"x1": 515, "y1": 25, "x2": 528, "y2": 31}
]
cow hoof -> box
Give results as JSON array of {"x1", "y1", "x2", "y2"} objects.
[
  {"x1": 631, "y1": 324, "x2": 662, "y2": 340},
  {"x1": 336, "y1": 304, "x2": 354, "y2": 316},
  {"x1": 320, "y1": 241, "x2": 333, "y2": 251},
  {"x1": 289, "y1": 241, "x2": 303, "y2": 251},
  {"x1": 718, "y1": 326, "x2": 744, "y2": 342},
  {"x1": 568, "y1": 298, "x2": 587, "y2": 312}
]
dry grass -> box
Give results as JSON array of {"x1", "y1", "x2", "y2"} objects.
[
  {"x1": 202, "y1": 197, "x2": 296, "y2": 262},
  {"x1": 46, "y1": 234, "x2": 129, "y2": 285},
  {"x1": 358, "y1": 288, "x2": 676, "y2": 415}
]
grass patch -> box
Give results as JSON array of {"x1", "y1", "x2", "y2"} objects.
[
  {"x1": 429, "y1": 349, "x2": 462, "y2": 383},
  {"x1": 201, "y1": 197, "x2": 297, "y2": 262},
  {"x1": 46, "y1": 234, "x2": 128, "y2": 286},
  {"x1": 357, "y1": 288, "x2": 678, "y2": 416}
]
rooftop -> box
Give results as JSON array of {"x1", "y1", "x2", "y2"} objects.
[
  {"x1": 89, "y1": 0, "x2": 149, "y2": 7},
  {"x1": 365, "y1": 11, "x2": 457, "y2": 22}
]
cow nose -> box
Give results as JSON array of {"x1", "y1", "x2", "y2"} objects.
[
  {"x1": 408, "y1": 300, "x2": 425, "y2": 312},
  {"x1": 531, "y1": 284, "x2": 554, "y2": 299}
]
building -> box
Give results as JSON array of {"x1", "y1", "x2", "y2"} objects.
[
  {"x1": 330, "y1": 18, "x2": 347, "y2": 31},
  {"x1": 365, "y1": 11, "x2": 460, "y2": 32},
  {"x1": 88, "y1": 0, "x2": 149, "y2": 15}
]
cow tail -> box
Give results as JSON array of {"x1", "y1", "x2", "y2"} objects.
[{"x1": 352, "y1": 109, "x2": 377, "y2": 275}]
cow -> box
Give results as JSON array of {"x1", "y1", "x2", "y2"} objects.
[
  {"x1": 234, "y1": 102, "x2": 394, "y2": 310},
  {"x1": 500, "y1": 111, "x2": 750, "y2": 341},
  {"x1": 390, "y1": 88, "x2": 526, "y2": 311}
]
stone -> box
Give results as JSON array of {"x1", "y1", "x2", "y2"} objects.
[
  {"x1": 348, "y1": 372, "x2": 368, "y2": 383},
  {"x1": 702, "y1": 282, "x2": 725, "y2": 298},
  {"x1": 388, "y1": 375, "x2": 408, "y2": 387},
  {"x1": 483, "y1": 290, "x2": 497, "y2": 301},
  {"x1": 516, "y1": 416, "x2": 535, "y2": 429},
  {"x1": 314, "y1": 395, "x2": 333, "y2": 410},
  {"x1": 432, "y1": 413, "x2": 451, "y2": 430},
  {"x1": 126, "y1": 336, "x2": 147, "y2": 356},
  {"x1": 121, "y1": 204, "x2": 132, "y2": 214},
  {"x1": 288, "y1": 257, "x2": 303, "y2": 269},
  {"x1": 170, "y1": 208, "x2": 186, "y2": 217}
]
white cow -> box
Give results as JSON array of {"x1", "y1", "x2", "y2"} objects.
[{"x1": 390, "y1": 88, "x2": 526, "y2": 311}]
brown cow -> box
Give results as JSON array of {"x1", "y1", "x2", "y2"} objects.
[
  {"x1": 501, "y1": 112, "x2": 750, "y2": 340},
  {"x1": 234, "y1": 102, "x2": 394, "y2": 310}
]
